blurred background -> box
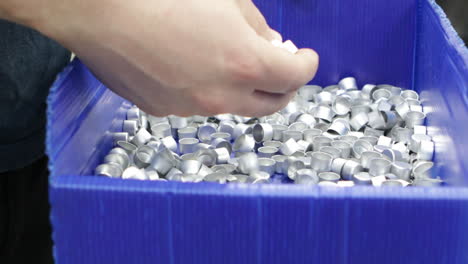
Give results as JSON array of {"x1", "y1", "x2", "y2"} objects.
[{"x1": 437, "y1": 0, "x2": 468, "y2": 43}]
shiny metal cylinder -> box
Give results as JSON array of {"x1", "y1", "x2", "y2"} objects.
[
  {"x1": 134, "y1": 145, "x2": 155, "y2": 168},
  {"x1": 180, "y1": 159, "x2": 202, "y2": 175},
  {"x1": 149, "y1": 149, "x2": 176, "y2": 176},
  {"x1": 218, "y1": 120, "x2": 235, "y2": 135},
  {"x1": 177, "y1": 127, "x2": 198, "y2": 139},
  {"x1": 145, "y1": 169, "x2": 160, "y2": 181},
  {"x1": 282, "y1": 130, "x2": 303, "y2": 142},
  {"x1": 360, "y1": 136, "x2": 379, "y2": 145},
  {"x1": 331, "y1": 140, "x2": 352, "y2": 158},
  {"x1": 409, "y1": 134, "x2": 432, "y2": 153},
  {"x1": 289, "y1": 122, "x2": 309, "y2": 132},
  {"x1": 168, "y1": 116, "x2": 188, "y2": 130},
  {"x1": 368, "y1": 111, "x2": 386, "y2": 130},
  {"x1": 342, "y1": 160, "x2": 363, "y2": 180},
  {"x1": 179, "y1": 138, "x2": 200, "y2": 154},
  {"x1": 165, "y1": 167, "x2": 183, "y2": 180},
  {"x1": 295, "y1": 169, "x2": 319, "y2": 185},
  {"x1": 286, "y1": 157, "x2": 306, "y2": 180},
  {"x1": 258, "y1": 158, "x2": 276, "y2": 176},
  {"x1": 318, "y1": 172, "x2": 340, "y2": 183},
  {"x1": 314, "y1": 105, "x2": 335, "y2": 122},
  {"x1": 233, "y1": 134, "x2": 255, "y2": 152},
  {"x1": 131, "y1": 128, "x2": 152, "y2": 147},
  {"x1": 310, "y1": 152, "x2": 333, "y2": 173},
  {"x1": 362, "y1": 84, "x2": 377, "y2": 99},
  {"x1": 296, "y1": 114, "x2": 317, "y2": 127},
  {"x1": 151, "y1": 123, "x2": 172, "y2": 139},
  {"x1": 412, "y1": 161, "x2": 434, "y2": 179},
  {"x1": 352, "y1": 172, "x2": 372, "y2": 185},
  {"x1": 214, "y1": 147, "x2": 230, "y2": 164},
  {"x1": 95, "y1": 163, "x2": 123, "y2": 178},
  {"x1": 391, "y1": 161, "x2": 412, "y2": 181},
  {"x1": 280, "y1": 138, "x2": 301, "y2": 156},
  {"x1": 314, "y1": 91, "x2": 334, "y2": 106},
  {"x1": 297, "y1": 140, "x2": 312, "y2": 152},
  {"x1": 195, "y1": 149, "x2": 218, "y2": 167},
  {"x1": 263, "y1": 141, "x2": 283, "y2": 149},
  {"x1": 372, "y1": 89, "x2": 392, "y2": 101},
  {"x1": 360, "y1": 151, "x2": 382, "y2": 169},
  {"x1": 258, "y1": 146, "x2": 279, "y2": 158},
  {"x1": 126, "y1": 107, "x2": 140, "y2": 121},
  {"x1": 253, "y1": 123, "x2": 274, "y2": 143},
  {"x1": 364, "y1": 127, "x2": 385, "y2": 137},
  {"x1": 338, "y1": 77, "x2": 358, "y2": 90},
  {"x1": 104, "y1": 153, "x2": 129, "y2": 170},
  {"x1": 417, "y1": 140, "x2": 434, "y2": 160},
  {"x1": 377, "y1": 136, "x2": 392, "y2": 147},
  {"x1": 381, "y1": 180, "x2": 404, "y2": 187},
  {"x1": 349, "y1": 112, "x2": 369, "y2": 131},
  {"x1": 122, "y1": 166, "x2": 147, "y2": 180},
  {"x1": 117, "y1": 141, "x2": 138, "y2": 157},
  {"x1": 238, "y1": 153, "x2": 259, "y2": 175},
  {"x1": 272, "y1": 124, "x2": 288, "y2": 141},
  {"x1": 160, "y1": 136, "x2": 178, "y2": 153},
  {"x1": 331, "y1": 158, "x2": 347, "y2": 175},
  {"x1": 109, "y1": 147, "x2": 130, "y2": 159},
  {"x1": 368, "y1": 158, "x2": 392, "y2": 176},
  {"x1": 312, "y1": 136, "x2": 332, "y2": 151},
  {"x1": 352, "y1": 139, "x2": 374, "y2": 158},
  {"x1": 320, "y1": 146, "x2": 341, "y2": 159},
  {"x1": 414, "y1": 125, "x2": 427, "y2": 135},
  {"x1": 210, "y1": 132, "x2": 231, "y2": 142},
  {"x1": 198, "y1": 123, "x2": 218, "y2": 143},
  {"x1": 303, "y1": 128, "x2": 322, "y2": 142},
  {"x1": 232, "y1": 123, "x2": 250, "y2": 140},
  {"x1": 123, "y1": 120, "x2": 139, "y2": 136},
  {"x1": 395, "y1": 101, "x2": 411, "y2": 119},
  {"x1": 401, "y1": 90, "x2": 419, "y2": 100},
  {"x1": 333, "y1": 96, "x2": 352, "y2": 115},
  {"x1": 327, "y1": 120, "x2": 350, "y2": 136},
  {"x1": 405, "y1": 111, "x2": 426, "y2": 128},
  {"x1": 272, "y1": 155, "x2": 287, "y2": 174},
  {"x1": 211, "y1": 138, "x2": 232, "y2": 154},
  {"x1": 113, "y1": 132, "x2": 129, "y2": 146},
  {"x1": 299, "y1": 85, "x2": 322, "y2": 101}
]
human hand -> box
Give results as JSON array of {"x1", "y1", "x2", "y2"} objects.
[{"x1": 2, "y1": 0, "x2": 319, "y2": 116}]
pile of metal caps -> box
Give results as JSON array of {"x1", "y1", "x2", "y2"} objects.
[{"x1": 95, "y1": 77, "x2": 442, "y2": 187}]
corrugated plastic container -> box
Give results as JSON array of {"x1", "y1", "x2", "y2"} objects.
[{"x1": 46, "y1": 0, "x2": 468, "y2": 263}]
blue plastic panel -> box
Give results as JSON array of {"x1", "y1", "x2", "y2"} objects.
[
  {"x1": 47, "y1": 0, "x2": 468, "y2": 263},
  {"x1": 278, "y1": 0, "x2": 417, "y2": 89},
  {"x1": 414, "y1": 0, "x2": 468, "y2": 186}
]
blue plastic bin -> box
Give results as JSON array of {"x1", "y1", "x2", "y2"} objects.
[{"x1": 47, "y1": 0, "x2": 468, "y2": 263}]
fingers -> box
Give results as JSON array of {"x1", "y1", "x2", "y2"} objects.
[
  {"x1": 237, "y1": 0, "x2": 276, "y2": 41},
  {"x1": 248, "y1": 38, "x2": 319, "y2": 94}
]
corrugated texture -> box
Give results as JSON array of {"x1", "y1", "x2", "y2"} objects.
[
  {"x1": 47, "y1": 0, "x2": 468, "y2": 263},
  {"x1": 414, "y1": 0, "x2": 468, "y2": 186},
  {"x1": 278, "y1": 0, "x2": 417, "y2": 88},
  {"x1": 47, "y1": 59, "x2": 129, "y2": 176}
]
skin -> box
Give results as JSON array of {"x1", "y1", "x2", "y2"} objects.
[{"x1": 0, "y1": 0, "x2": 319, "y2": 117}]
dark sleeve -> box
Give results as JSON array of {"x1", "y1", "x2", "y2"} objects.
[{"x1": 0, "y1": 19, "x2": 71, "y2": 172}]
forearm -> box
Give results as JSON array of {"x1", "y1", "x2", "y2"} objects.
[{"x1": 0, "y1": 1, "x2": 39, "y2": 27}]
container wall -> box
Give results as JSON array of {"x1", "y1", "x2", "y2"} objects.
[
  {"x1": 414, "y1": 0, "x2": 468, "y2": 185},
  {"x1": 255, "y1": 0, "x2": 418, "y2": 88},
  {"x1": 47, "y1": 60, "x2": 129, "y2": 177},
  {"x1": 47, "y1": 0, "x2": 468, "y2": 264}
]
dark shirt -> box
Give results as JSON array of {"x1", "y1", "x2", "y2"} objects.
[{"x1": 0, "y1": 20, "x2": 70, "y2": 172}]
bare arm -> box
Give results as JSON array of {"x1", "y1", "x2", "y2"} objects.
[{"x1": 0, "y1": 0, "x2": 319, "y2": 117}]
